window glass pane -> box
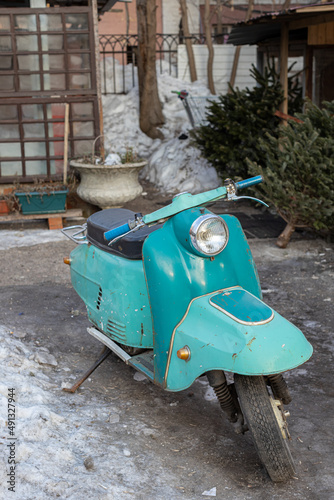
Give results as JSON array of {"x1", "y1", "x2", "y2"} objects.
[
  {"x1": 73, "y1": 121, "x2": 94, "y2": 137},
  {"x1": 65, "y1": 14, "x2": 88, "y2": 31},
  {"x1": 1, "y1": 161, "x2": 22, "y2": 176},
  {"x1": 22, "y1": 104, "x2": 44, "y2": 120},
  {"x1": 0, "y1": 105, "x2": 18, "y2": 120},
  {"x1": 14, "y1": 15, "x2": 37, "y2": 32},
  {"x1": 69, "y1": 73, "x2": 91, "y2": 90},
  {"x1": 0, "y1": 143, "x2": 21, "y2": 158},
  {"x1": 41, "y1": 35, "x2": 64, "y2": 52},
  {"x1": 50, "y1": 159, "x2": 63, "y2": 175},
  {"x1": 19, "y1": 74, "x2": 41, "y2": 92},
  {"x1": 24, "y1": 142, "x2": 46, "y2": 157},
  {"x1": 71, "y1": 102, "x2": 93, "y2": 118},
  {"x1": 43, "y1": 54, "x2": 64, "y2": 71},
  {"x1": 23, "y1": 123, "x2": 45, "y2": 139},
  {"x1": 18, "y1": 55, "x2": 40, "y2": 71},
  {"x1": 48, "y1": 122, "x2": 64, "y2": 138},
  {"x1": 0, "y1": 15, "x2": 10, "y2": 32},
  {"x1": 43, "y1": 73, "x2": 66, "y2": 91},
  {"x1": 74, "y1": 140, "x2": 93, "y2": 155},
  {"x1": 0, "y1": 124, "x2": 20, "y2": 139},
  {"x1": 46, "y1": 103, "x2": 65, "y2": 120},
  {"x1": 26, "y1": 160, "x2": 47, "y2": 176},
  {"x1": 39, "y1": 14, "x2": 62, "y2": 32},
  {"x1": 0, "y1": 55, "x2": 13, "y2": 70},
  {"x1": 0, "y1": 75, "x2": 14, "y2": 91},
  {"x1": 49, "y1": 141, "x2": 64, "y2": 157},
  {"x1": 67, "y1": 34, "x2": 89, "y2": 50},
  {"x1": 0, "y1": 36, "x2": 12, "y2": 52},
  {"x1": 68, "y1": 53, "x2": 90, "y2": 70},
  {"x1": 16, "y1": 35, "x2": 38, "y2": 52}
]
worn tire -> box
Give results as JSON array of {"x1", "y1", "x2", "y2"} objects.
[{"x1": 234, "y1": 374, "x2": 295, "y2": 482}]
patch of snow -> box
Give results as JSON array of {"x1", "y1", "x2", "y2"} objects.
[
  {"x1": 104, "y1": 152, "x2": 122, "y2": 165},
  {"x1": 34, "y1": 352, "x2": 58, "y2": 367},
  {"x1": 202, "y1": 486, "x2": 217, "y2": 496},
  {"x1": 0, "y1": 229, "x2": 65, "y2": 250},
  {"x1": 133, "y1": 371, "x2": 147, "y2": 382},
  {"x1": 303, "y1": 320, "x2": 321, "y2": 329},
  {"x1": 102, "y1": 59, "x2": 220, "y2": 194},
  {"x1": 0, "y1": 324, "x2": 175, "y2": 499}
]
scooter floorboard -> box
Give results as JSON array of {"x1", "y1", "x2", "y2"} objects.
[
  {"x1": 128, "y1": 352, "x2": 154, "y2": 382},
  {"x1": 87, "y1": 326, "x2": 154, "y2": 382}
]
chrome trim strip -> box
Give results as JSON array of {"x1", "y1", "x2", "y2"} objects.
[
  {"x1": 209, "y1": 300, "x2": 274, "y2": 326},
  {"x1": 87, "y1": 327, "x2": 131, "y2": 364}
]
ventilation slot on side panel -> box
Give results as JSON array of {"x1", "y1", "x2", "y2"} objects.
[
  {"x1": 96, "y1": 287, "x2": 103, "y2": 310},
  {"x1": 106, "y1": 319, "x2": 127, "y2": 343}
]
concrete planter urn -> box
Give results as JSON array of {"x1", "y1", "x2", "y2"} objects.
[{"x1": 70, "y1": 159, "x2": 147, "y2": 209}]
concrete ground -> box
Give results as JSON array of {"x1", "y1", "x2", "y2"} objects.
[{"x1": 0, "y1": 189, "x2": 333, "y2": 499}]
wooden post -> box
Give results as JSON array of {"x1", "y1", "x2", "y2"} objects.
[
  {"x1": 204, "y1": 0, "x2": 215, "y2": 94},
  {"x1": 305, "y1": 45, "x2": 313, "y2": 100},
  {"x1": 228, "y1": 0, "x2": 254, "y2": 91},
  {"x1": 229, "y1": 46, "x2": 241, "y2": 91},
  {"x1": 179, "y1": 0, "x2": 197, "y2": 82},
  {"x1": 90, "y1": 0, "x2": 105, "y2": 161},
  {"x1": 63, "y1": 103, "x2": 70, "y2": 185},
  {"x1": 279, "y1": 22, "x2": 289, "y2": 122}
]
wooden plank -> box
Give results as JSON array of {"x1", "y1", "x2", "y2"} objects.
[
  {"x1": 290, "y1": 12, "x2": 334, "y2": 30},
  {"x1": 308, "y1": 22, "x2": 334, "y2": 45},
  {"x1": 0, "y1": 208, "x2": 83, "y2": 222}
]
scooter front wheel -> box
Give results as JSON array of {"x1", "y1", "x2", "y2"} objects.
[{"x1": 234, "y1": 374, "x2": 295, "y2": 482}]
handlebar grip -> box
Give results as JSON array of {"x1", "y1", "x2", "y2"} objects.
[
  {"x1": 235, "y1": 175, "x2": 263, "y2": 190},
  {"x1": 104, "y1": 223, "x2": 130, "y2": 242}
]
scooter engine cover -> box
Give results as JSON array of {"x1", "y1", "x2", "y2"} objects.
[{"x1": 87, "y1": 208, "x2": 162, "y2": 260}]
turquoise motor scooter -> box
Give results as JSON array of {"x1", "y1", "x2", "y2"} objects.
[{"x1": 62, "y1": 176, "x2": 312, "y2": 482}]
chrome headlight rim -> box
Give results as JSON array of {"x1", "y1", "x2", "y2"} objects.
[{"x1": 189, "y1": 214, "x2": 229, "y2": 256}]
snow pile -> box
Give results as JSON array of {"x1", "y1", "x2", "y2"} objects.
[
  {"x1": 102, "y1": 59, "x2": 220, "y2": 194},
  {"x1": 0, "y1": 325, "x2": 174, "y2": 499}
]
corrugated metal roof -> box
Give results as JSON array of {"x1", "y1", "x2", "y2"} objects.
[{"x1": 227, "y1": 3, "x2": 334, "y2": 45}]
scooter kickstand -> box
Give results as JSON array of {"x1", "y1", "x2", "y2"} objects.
[{"x1": 62, "y1": 346, "x2": 111, "y2": 393}]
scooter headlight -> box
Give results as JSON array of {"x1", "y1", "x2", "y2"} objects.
[{"x1": 190, "y1": 214, "x2": 229, "y2": 256}]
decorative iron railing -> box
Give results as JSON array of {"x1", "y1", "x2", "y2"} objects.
[{"x1": 99, "y1": 33, "x2": 208, "y2": 95}]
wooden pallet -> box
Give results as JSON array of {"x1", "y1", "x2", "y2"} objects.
[{"x1": 0, "y1": 208, "x2": 84, "y2": 230}]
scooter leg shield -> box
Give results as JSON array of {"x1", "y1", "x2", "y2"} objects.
[{"x1": 164, "y1": 287, "x2": 313, "y2": 391}]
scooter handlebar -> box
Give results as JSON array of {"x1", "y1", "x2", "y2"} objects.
[
  {"x1": 104, "y1": 222, "x2": 130, "y2": 242},
  {"x1": 235, "y1": 175, "x2": 263, "y2": 190},
  {"x1": 103, "y1": 176, "x2": 263, "y2": 241}
]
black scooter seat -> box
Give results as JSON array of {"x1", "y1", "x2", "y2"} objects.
[{"x1": 87, "y1": 208, "x2": 162, "y2": 260}]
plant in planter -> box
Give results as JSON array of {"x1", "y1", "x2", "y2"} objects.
[
  {"x1": 0, "y1": 189, "x2": 13, "y2": 214},
  {"x1": 14, "y1": 179, "x2": 73, "y2": 215},
  {"x1": 70, "y1": 140, "x2": 147, "y2": 209}
]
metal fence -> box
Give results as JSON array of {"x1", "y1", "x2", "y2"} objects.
[{"x1": 99, "y1": 33, "x2": 207, "y2": 95}]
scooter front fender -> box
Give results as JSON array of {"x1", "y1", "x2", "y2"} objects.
[{"x1": 164, "y1": 287, "x2": 313, "y2": 391}]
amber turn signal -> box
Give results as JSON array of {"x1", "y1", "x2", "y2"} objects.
[
  {"x1": 177, "y1": 346, "x2": 191, "y2": 361},
  {"x1": 63, "y1": 257, "x2": 71, "y2": 265}
]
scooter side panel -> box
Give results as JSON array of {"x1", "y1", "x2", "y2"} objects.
[
  {"x1": 165, "y1": 291, "x2": 313, "y2": 391},
  {"x1": 70, "y1": 244, "x2": 153, "y2": 348},
  {"x1": 142, "y1": 211, "x2": 262, "y2": 386}
]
